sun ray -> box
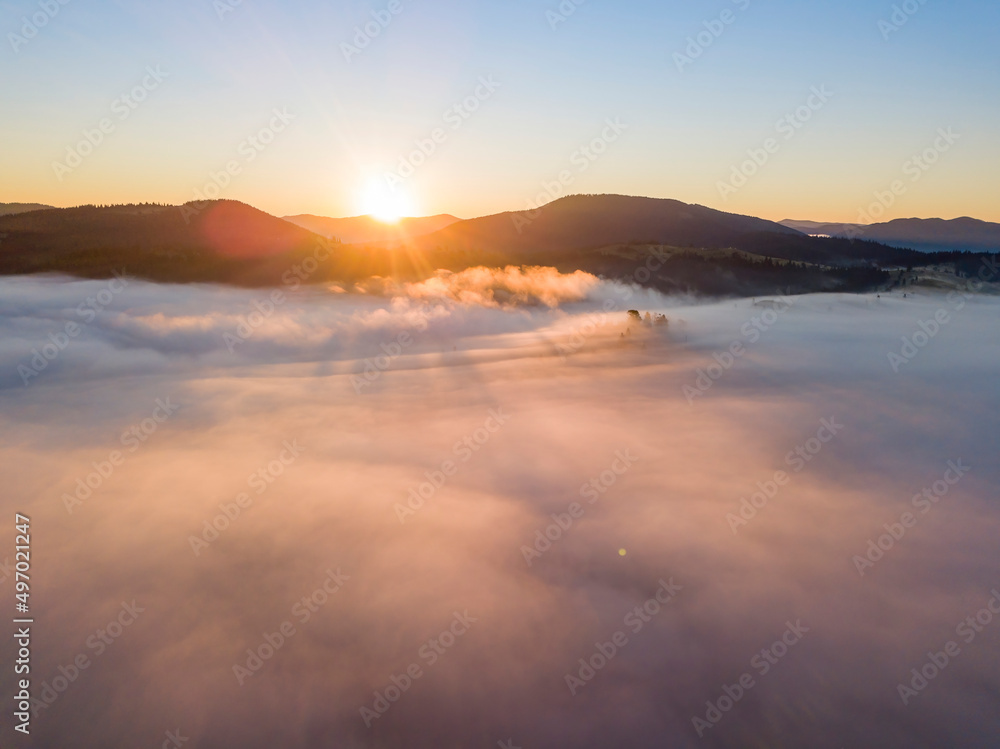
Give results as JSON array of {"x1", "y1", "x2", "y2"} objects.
[{"x1": 358, "y1": 177, "x2": 416, "y2": 223}]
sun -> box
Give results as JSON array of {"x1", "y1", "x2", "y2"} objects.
[{"x1": 359, "y1": 178, "x2": 416, "y2": 224}]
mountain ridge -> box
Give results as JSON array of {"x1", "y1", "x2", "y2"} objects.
[
  {"x1": 780, "y1": 216, "x2": 1000, "y2": 253},
  {"x1": 1, "y1": 195, "x2": 992, "y2": 295},
  {"x1": 0, "y1": 202, "x2": 54, "y2": 216},
  {"x1": 282, "y1": 213, "x2": 460, "y2": 244},
  {"x1": 0, "y1": 200, "x2": 333, "y2": 285},
  {"x1": 414, "y1": 194, "x2": 804, "y2": 256}
]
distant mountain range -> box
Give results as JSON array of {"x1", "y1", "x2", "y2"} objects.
[
  {"x1": 1, "y1": 195, "x2": 994, "y2": 295},
  {"x1": 780, "y1": 217, "x2": 1000, "y2": 253},
  {"x1": 0, "y1": 203, "x2": 53, "y2": 216},
  {"x1": 282, "y1": 213, "x2": 460, "y2": 244}
]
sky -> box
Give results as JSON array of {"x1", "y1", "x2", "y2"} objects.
[{"x1": 1, "y1": 0, "x2": 998, "y2": 223}]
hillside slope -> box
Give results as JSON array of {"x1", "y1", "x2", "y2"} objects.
[
  {"x1": 0, "y1": 201, "x2": 334, "y2": 285},
  {"x1": 0, "y1": 203, "x2": 53, "y2": 216},
  {"x1": 416, "y1": 194, "x2": 920, "y2": 266},
  {"x1": 418, "y1": 194, "x2": 802, "y2": 255}
]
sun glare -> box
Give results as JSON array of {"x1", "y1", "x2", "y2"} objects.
[{"x1": 359, "y1": 178, "x2": 415, "y2": 224}]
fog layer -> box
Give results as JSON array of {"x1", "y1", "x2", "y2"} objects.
[{"x1": 1, "y1": 274, "x2": 998, "y2": 748}]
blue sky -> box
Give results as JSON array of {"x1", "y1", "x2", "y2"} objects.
[{"x1": 2, "y1": 0, "x2": 998, "y2": 221}]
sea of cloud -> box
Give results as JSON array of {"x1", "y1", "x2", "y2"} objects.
[{"x1": 1, "y1": 272, "x2": 998, "y2": 748}]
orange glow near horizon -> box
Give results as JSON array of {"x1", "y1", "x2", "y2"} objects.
[{"x1": 358, "y1": 177, "x2": 417, "y2": 224}]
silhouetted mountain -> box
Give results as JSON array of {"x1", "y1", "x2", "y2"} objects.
[
  {"x1": 780, "y1": 219, "x2": 849, "y2": 235},
  {"x1": 0, "y1": 202, "x2": 53, "y2": 216},
  {"x1": 417, "y1": 194, "x2": 802, "y2": 255},
  {"x1": 0, "y1": 201, "x2": 334, "y2": 285},
  {"x1": 415, "y1": 194, "x2": 921, "y2": 266},
  {"x1": 0, "y1": 196, "x2": 982, "y2": 296},
  {"x1": 780, "y1": 216, "x2": 1000, "y2": 253},
  {"x1": 283, "y1": 213, "x2": 460, "y2": 243}
]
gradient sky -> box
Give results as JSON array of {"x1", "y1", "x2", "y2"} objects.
[{"x1": 2, "y1": 0, "x2": 998, "y2": 222}]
